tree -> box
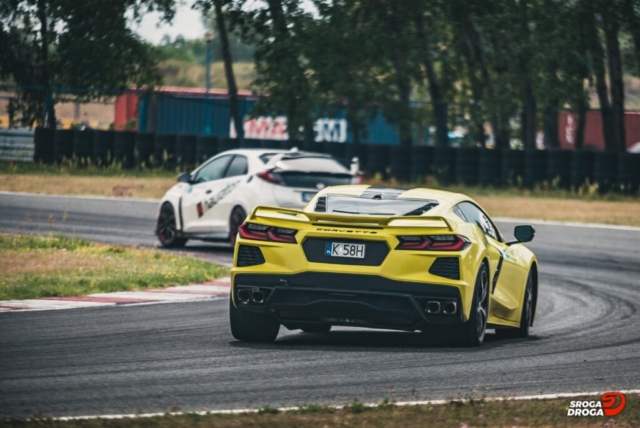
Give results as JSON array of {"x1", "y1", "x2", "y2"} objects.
[
  {"x1": 196, "y1": 0, "x2": 244, "y2": 140},
  {"x1": 0, "y1": 0, "x2": 176, "y2": 128}
]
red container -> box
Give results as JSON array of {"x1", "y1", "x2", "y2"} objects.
[{"x1": 559, "y1": 110, "x2": 640, "y2": 151}]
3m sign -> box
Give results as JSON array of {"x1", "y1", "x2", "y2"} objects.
[{"x1": 230, "y1": 116, "x2": 347, "y2": 143}]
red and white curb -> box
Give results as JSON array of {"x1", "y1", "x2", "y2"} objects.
[{"x1": 0, "y1": 277, "x2": 231, "y2": 312}]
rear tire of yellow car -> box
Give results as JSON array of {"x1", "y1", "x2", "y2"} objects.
[
  {"x1": 229, "y1": 299, "x2": 280, "y2": 342},
  {"x1": 458, "y1": 263, "x2": 489, "y2": 347},
  {"x1": 496, "y1": 270, "x2": 533, "y2": 339},
  {"x1": 301, "y1": 324, "x2": 332, "y2": 333}
]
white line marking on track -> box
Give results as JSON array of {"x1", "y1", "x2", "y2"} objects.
[{"x1": 49, "y1": 389, "x2": 640, "y2": 421}]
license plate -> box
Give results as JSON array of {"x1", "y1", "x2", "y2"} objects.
[
  {"x1": 325, "y1": 242, "x2": 366, "y2": 259},
  {"x1": 301, "y1": 192, "x2": 316, "y2": 202}
]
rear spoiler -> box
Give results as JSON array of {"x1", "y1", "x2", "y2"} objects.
[{"x1": 248, "y1": 206, "x2": 455, "y2": 231}]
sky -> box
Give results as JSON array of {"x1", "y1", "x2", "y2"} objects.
[{"x1": 132, "y1": 1, "x2": 206, "y2": 45}]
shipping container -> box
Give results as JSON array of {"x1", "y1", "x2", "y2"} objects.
[{"x1": 559, "y1": 110, "x2": 640, "y2": 151}]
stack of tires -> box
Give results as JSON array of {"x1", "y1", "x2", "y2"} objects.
[
  {"x1": 411, "y1": 146, "x2": 433, "y2": 183},
  {"x1": 618, "y1": 153, "x2": 640, "y2": 193},
  {"x1": 456, "y1": 147, "x2": 479, "y2": 186},
  {"x1": 53, "y1": 130, "x2": 74, "y2": 163},
  {"x1": 217, "y1": 137, "x2": 239, "y2": 154},
  {"x1": 523, "y1": 150, "x2": 547, "y2": 188},
  {"x1": 390, "y1": 146, "x2": 411, "y2": 182},
  {"x1": 547, "y1": 150, "x2": 572, "y2": 189},
  {"x1": 570, "y1": 151, "x2": 595, "y2": 189},
  {"x1": 154, "y1": 134, "x2": 177, "y2": 168},
  {"x1": 196, "y1": 136, "x2": 218, "y2": 163},
  {"x1": 73, "y1": 130, "x2": 94, "y2": 166},
  {"x1": 114, "y1": 131, "x2": 136, "y2": 168},
  {"x1": 432, "y1": 147, "x2": 456, "y2": 185},
  {"x1": 593, "y1": 152, "x2": 618, "y2": 192},
  {"x1": 34, "y1": 128, "x2": 54, "y2": 164},
  {"x1": 478, "y1": 149, "x2": 501, "y2": 187},
  {"x1": 176, "y1": 134, "x2": 197, "y2": 170},
  {"x1": 501, "y1": 149, "x2": 524, "y2": 186},
  {"x1": 366, "y1": 145, "x2": 391, "y2": 179},
  {"x1": 135, "y1": 132, "x2": 155, "y2": 167},
  {"x1": 93, "y1": 130, "x2": 115, "y2": 166}
]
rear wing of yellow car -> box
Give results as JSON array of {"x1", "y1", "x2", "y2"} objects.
[{"x1": 248, "y1": 206, "x2": 455, "y2": 231}]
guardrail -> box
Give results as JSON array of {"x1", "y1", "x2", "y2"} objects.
[{"x1": 0, "y1": 129, "x2": 34, "y2": 162}]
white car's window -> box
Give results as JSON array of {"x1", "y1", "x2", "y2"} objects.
[
  {"x1": 225, "y1": 155, "x2": 248, "y2": 177},
  {"x1": 278, "y1": 156, "x2": 347, "y2": 173},
  {"x1": 193, "y1": 155, "x2": 233, "y2": 184},
  {"x1": 455, "y1": 202, "x2": 501, "y2": 242}
]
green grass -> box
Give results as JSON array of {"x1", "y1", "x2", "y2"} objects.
[
  {"x1": 0, "y1": 233, "x2": 229, "y2": 301},
  {"x1": 1, "y1": 394, "x2": 638, "y2": 427}
]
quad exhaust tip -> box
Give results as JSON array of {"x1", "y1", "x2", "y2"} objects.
[
  {"x1": 251, "y1": 289, "x2": 265, "y2": 304},
  {"x1": 238, "y1": 288, "x2": 251, "y2": 304},
  {"x1": 426, "y1": 301, "x2": 441, "y2": 314},
  {"x1": 424, "y1": 300, "x2": 458, "y2": 315}
]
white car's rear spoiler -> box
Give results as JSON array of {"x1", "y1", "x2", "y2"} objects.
[{"x1": 248, "y1": 206, "x2": 455, "y2": 231}]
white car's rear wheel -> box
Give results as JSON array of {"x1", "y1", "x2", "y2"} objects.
[
  {"x1": 156, "y1": 203, "x2": 187, "y2": 248},
  {"x1": 229, "y1": 206, "x2": 247, "y2": 246}
]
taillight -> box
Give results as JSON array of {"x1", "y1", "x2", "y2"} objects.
[
  {"x1": 257, "y1": 170, "x2": 282, "y2": 185},
  {"x1": 239, "y1": 223, "x2": 297, "y2": 243},
  {"x1": 396, "y1": 235, "x2": 470, "y2": 251}
]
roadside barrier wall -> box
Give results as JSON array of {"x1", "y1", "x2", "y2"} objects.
[{"x1": 26, "y1": 129, "x2": 640, "y2": 192}]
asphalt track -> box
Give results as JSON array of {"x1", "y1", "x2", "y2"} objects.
[{"x1": 1, "y1": 192, "x2": 640, "y2": 417}]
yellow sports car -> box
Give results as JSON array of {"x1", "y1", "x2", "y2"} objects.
[{"x1": 229, "y1": 185, "x2": 538, "y2": 346}]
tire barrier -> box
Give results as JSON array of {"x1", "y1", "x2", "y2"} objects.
[
  {"x1": 217, "y1": 137, "x2": 239, "y2": 153},
  {"x1": 239, "y1": 138, "x2": 262, "y2": 149},
  {"x1": 135, "y1": 132, "x2": 155, "y2": 167},
  {"x1": 196, "y1": 135, "x2": 217, "y2": 163},
  {"x1": 523, "y1": 150, "x2": 548, "y2": 188},
  {"x1": 411, "y1": 146, "x2": 433, "y2": 183},
  {"x1": 367, "y1": 145, "x2": 391, "y2": 179},
  {"x1": 154, "y1": 134, "x2": 177, "y2": 168},
  {"x1": 547, "y1": 150, "x2": 572, "y2": 189},
  {"x1": 114, "y1": 131, "x2": 136, "y2": 168},
  {"x1": 53, "y1": 129, "x2": 74, "y2": 163},
  {"x1": 176, "y1": 134, "x2": 197, "y2": 169},
  {"x1": 478, "y1": 149, "x2": 501, "y2": 187},
  {"x1": 593, "y1": 152, "x2": 618, "y2": 192},
  {"x1": 93, "y1": 130, "x2": 115, "y2": 166},
  {"x1": 322, "y1": 142, "x2": 346, "y2": 163},
  {"x1": 501, "y1": 149, "x2": 524, "y2": 186},
  {"x1": 260, "y1": 139, "x2": 284, "y2": 149},
  {"x1": 390, "y1": 146, "x2": 412, "y2": 182},
  {"x1": 570, "y1": 150, "x2": 595, "y2": 189},
  {"x1": 34, "y1": 127, "x2": 54, "y2": 164},
  {"x1": 456, "y1": 147, "x2": 479, "y2": 186},
  {"x1": 73, "y1": 130, "x2": 94, "y2": 166},
  {"x1": 618, "y1": 153, "x2": 640, "y2": 193},
  {"x1": 433, "y1": 146, "x2": 456, "y2": 185}
]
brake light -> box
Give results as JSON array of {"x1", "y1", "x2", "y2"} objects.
[
  {"x1": 396, "y1": 235, "x2": 470, "y2": 251},
  {"x1": 239, "y1": 223, "x2": 297, "y2": 243},
  {"x1": 257, "y1": 170, "x2": 283, "y2": 185}
]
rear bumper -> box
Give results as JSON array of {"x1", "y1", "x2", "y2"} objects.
[{"x1": 232, "y1": 272, "x2": 463, "y2": 331}]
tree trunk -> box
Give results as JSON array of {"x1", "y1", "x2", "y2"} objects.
[
  {"x1": 415, "y1": 13, "x2": 448, "y2": 147},
  {"x1": 266, "y1": 0, "x2": 315, "y2": 143},
  {"x1": 602, "y1": 6, "x2": 626, "y2": 152},
  {"x1": 623, "y1": 0, "x2": 640, "y2": 75},
  {"x1": 391, "y1": 53, "x2": 413, "y2": 147},
  {"x1": 459, "y1": 36, "x2": 486, "y2": 147},
  {"x1": 521, "y1": 79, "x2": 537, "y2": 149},
  {"x1": 575, "y1": 95, "x2": 587, "y2": 150},
  {"x1": 37, "y1": 0, "x2": 55, "y2": 129},
  {"x1": 214, "y1": 0, "x2": 243, "y2": 141},
  {"x1": 587, "y1": 4, "x2": 616, "y2": 152}
]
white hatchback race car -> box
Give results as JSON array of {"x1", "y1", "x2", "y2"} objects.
[{"x1": 155, "y1": 148, "x2": 358, "y2": 247}]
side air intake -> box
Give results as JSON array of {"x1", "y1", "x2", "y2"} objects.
[
  {"x1": 237, "y1": 245, "x2": 265, "y2": 267},
  {"x1": 314, "y1": 196, "x2": 327, "y2": 212},
  {"x1": 429, "y1": 257, "x2": 460, "y2": 280}
]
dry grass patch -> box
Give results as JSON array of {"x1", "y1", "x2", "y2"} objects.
[{"x1": 0, "y1": 233, "x2": 228, "y2": 300}]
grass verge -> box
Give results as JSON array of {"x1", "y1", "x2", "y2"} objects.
[
  {"x1": 1, "y1": 395, "x2": 638, "y2": 427},
  {"x1": 0, "y1": 233, "x2": 228, "y2": 300},
  {"x1": 2, "y1": 161, "x2": 640, "y2": 226}
]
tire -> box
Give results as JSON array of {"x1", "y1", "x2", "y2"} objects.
[
  {"x1": 301, "y1": 324, "x2": 332, "y2": 333},
  {"x1": 457, "y1": 263, "x2": 489, "y2": 347},
  {"x1": 156, "y1": 203, "x2": 187, "y2": 248},
  {"x1": 229, "y1": 206, "x2": 247, "y2": 246},
  {"x1": 229, "y1": 299, "x2": 280, "y2": 342},
  {"x1": 496, "y1": 270, "x2": 534, "y2": 339}
]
